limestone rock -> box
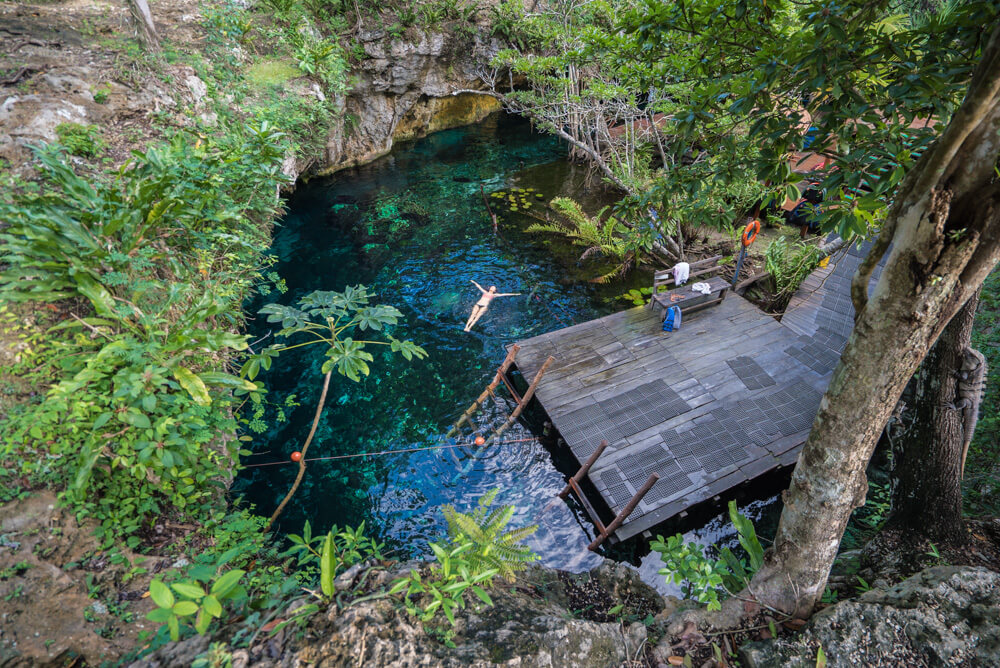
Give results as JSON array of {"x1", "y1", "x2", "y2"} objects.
[
  {"x1": 132, "y1": 561, "x2": 668, "y2": 668},
  {"x1": 740, "y1": 566, "x2": 1000, "y2": 667},
  {"x1": 323, "y1": 30, "x2": 502, "y2": 173}
]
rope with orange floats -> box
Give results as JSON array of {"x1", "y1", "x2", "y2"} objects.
[{"x1": 241, "y1": 435, "x2": 539, "y2": 468}]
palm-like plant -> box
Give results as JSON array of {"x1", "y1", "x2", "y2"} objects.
[
  {"x1": 242, "y1": 285, "x2": 426, "y2": 529},
  {"x1": 526, "y1": 197, "x2": 636, "y2": 283},
  {"x1": 441, "y1": 488, "x2": 538, "y2": 582}
]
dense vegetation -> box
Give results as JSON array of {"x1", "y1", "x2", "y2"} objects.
[{"x1": 1, "y1": 0, "x2": 998, "y2": 662}]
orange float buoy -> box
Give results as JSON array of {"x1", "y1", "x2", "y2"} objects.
[
  {"x1": 290, "y1": 451, "x2": 302, "y2": 462},
  {"x1": 742, "y1": 219, "x2": 760, "y2": 246},
  {"x1": 474, "y1": 436, "x2": 486, "y2": 446}
]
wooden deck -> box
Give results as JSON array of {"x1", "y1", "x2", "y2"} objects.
[{"x1": 513, "y1": 242, "x2": 879, "y2": 542}]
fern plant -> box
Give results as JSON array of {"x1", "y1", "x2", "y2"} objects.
[
  {"x1": 765, "y1": 236, "x2": 823, "y2": 297},
  {"x1": 526, "y1": 197, "x2": 637, "y2": 283},
  {"x1": 441, "y1": 488, "x2": 538, "y2": 582}
]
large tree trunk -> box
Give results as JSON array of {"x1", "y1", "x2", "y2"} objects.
[
  {"x1": 127, "y1": 0, "x2": 160, "y2": 52},
  {"x1": 739, "y1": 25, "x2": 1000, "y2": 617},
  {"x1": 885, "y1": 291, "x2": 980, "y2": 544}
]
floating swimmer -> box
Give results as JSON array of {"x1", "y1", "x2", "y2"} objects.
[{"x1": 464, "y1": 280, "x2": 520, "y2": 332}]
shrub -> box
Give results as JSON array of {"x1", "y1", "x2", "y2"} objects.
[
  {"x1": 765, "y1": 235, "x2": 823, "y2": 297},
  {"x1": 651, "y1": 501, "x2": 764, "y2": 610},
  {"x1": 54, "y1": 122, "x2": 104, "y2": 158},
  {"x1": 0, "y1": 123, "x2": 288, "y2": 541}
]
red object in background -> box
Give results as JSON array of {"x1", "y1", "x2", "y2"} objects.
[
  {"x1": 474, "y1": 436, "x2": 486, "y2": 446},
  {"x1": 290, "y1": 451, "x2": 302, "y2": 462}
]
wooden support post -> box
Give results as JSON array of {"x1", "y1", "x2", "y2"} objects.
[
  {"x1": 588, "y1": 473, "x2": 659, "y2": 551},
  {"x1": 558, "y1": 441, "x2": 608, "y2": 499},
  {"x1": 488, "y1": 355, "x2": 554, "y2": 443},
  {"x1": 446, "y1": 345, "x2": 520, "y2": 437}
]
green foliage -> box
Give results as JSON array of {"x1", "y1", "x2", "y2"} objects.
[
  {"x1": 92, "y1": 84, "x2": 112, "y2": 105},
  {"x1": 282, "y1": 520, "x2": 384, "y2": 597},
  {"x1": 765, "y1": 236, "x2": 824, "y2": 297},
  {"x1": 391, "y1": 490, "x2": 537, "y2": 626},
  {"x1": 621, "y1": 0, "x2": 995, "y2": 240},
  {"x1": 618, "y1": 286, "x2": 653, "y2": 306},
  {"x1": 489, "y1": 0, "x2": 544, "y2": 50},
  {"x1": 849, "y1": 476, "x2": 892, "y2": 534},
  {"x1": 651, "y1": 534, "x2": 729, "y2": 610},
  {"x1": 966, "y1": 268, "x2": 1000, "y2": 515},
  {"x1": 243, "y1": 285, "x2": 427, "y2": 383},
  {"x1": 294, "y1": 39, "x2": 347, "y2": 92},
  {"x1": 54, "y1": 122, "x2": 104, "y2": 158},
  {"x1": 146, "y1": 569, "x2": 247, "y2": 641},
  {"x1": 651, "y1": 502, "x2": 764, "y2": 610},
  {"x1": 390, "y1": 538, "x2": 499, "y2": 626},
  {"x1": 526, "y1": 198, "x2": 638, "y2": 283},
  {"x1": 0, "y1": 123, "x2": 288, "y2": 541},
  {"x1": 441, "y1": 488, "x2": 538, "y2": 582}
]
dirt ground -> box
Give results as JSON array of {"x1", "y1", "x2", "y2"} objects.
[
  {"x1": 0, "y1": 492, "x2": 158, "y2": 666},
  {"x1": 0, "y1": 0, "x2": 210, "y2": 176}
]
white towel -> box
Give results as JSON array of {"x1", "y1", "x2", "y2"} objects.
[
  {"x1": 691, "y1": 282, "x2": 711, "y2": 295},
  {"x1": 672, "y1": 262, "x2": 690, "y2": 286}
]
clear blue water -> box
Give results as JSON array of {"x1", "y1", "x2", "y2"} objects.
[
  {"x1": 235, "y1": 113, "x2": 785, "y2": 591},
  {"x1": 235, "y1": 114, "x2": 645, "y2": 573}
]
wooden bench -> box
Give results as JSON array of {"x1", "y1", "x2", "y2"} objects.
[{"x1": 649, "y1": 255, "x2": 730, "y2": 319}]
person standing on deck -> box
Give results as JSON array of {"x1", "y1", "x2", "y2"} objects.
[{"x1": 464, "y1": 280, "x2": 520, "y2": 332}]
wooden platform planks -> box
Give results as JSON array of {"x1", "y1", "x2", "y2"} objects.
[{"x1": 513, "y1": 244, "x2": 882, "y2": 543}]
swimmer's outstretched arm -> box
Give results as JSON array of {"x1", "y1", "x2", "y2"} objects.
[
  {"x1": 495, "y1": 292, "x2": 521, "y2": 297},
  {"x1": 470, "y1": 279, "x2": 488, "y2": 294}
]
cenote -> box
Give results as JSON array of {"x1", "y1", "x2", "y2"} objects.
[{"x1": 235, "y1": 113, "x2": 784, "y2": 590}]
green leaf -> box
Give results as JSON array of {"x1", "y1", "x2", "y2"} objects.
[
  {"x1": 471, "y1": 586, "x2": 493, "y2": 606},
  {"x1": 198, "y1": 371, "x2": 257, "y2": 391},
  {"x1": 173, "y1": 366, "x2": 212, "y2": 406},
  {"x1": 320, "y1": 532, "x2": 335, "y2": 598},
  {"x1": 120, "y1": 411, "x2": 151, "y2": 429},
  {"x1": 172, "y1": 600, "x2": 199, "y2": 616},
  {"x1": 202, "y1": 594, "x2": 222, "y2": 618},
  {"x1": 74, "y1": 274, "x2": 117, "y2": 318},
  {"x1": 210, "y1": 569, "x2": 245, "y2": 598},
  {"x1": 167, "y1": 614, "x2": 180, "y2": 642},
  {"x1": 194, "y1": 607, "x2": 211, "y2": 635},
  {"x1": 149, "y1": 579, "x2": 174, "y2": 609},
  {"x1": 145, "y1": 607, "x2": 173, "y2": 623},
  {"x1": 170, "y1": 582, "x2": 206, "y2": 599}
]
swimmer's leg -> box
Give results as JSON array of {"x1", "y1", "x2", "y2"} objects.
[
  {"x1": 464, "y1": 305, "x2": 483, "y2": 331},
  {"x1": 466, "y1": 305, "x2": 488, "y2": 331}
]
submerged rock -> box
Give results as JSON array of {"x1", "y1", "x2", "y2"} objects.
[{"x1": 740, "y1": 566, "x2": 1000, "y2": 667}]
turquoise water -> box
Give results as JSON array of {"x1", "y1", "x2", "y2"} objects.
[
  {"x1": 235, "y1": 114, "x2": 790, "y2": 589},
  {"x1": 235, "y1": 114, "x2": 646, "y2": 571}
]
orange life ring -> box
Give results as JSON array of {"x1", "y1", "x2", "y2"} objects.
[{"x1": 742, "y1": 219, "x2": 760, "y2": 246}]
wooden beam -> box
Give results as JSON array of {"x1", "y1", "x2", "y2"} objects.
[
  {"x1": 589, "y1": 473, "x2": 659, "y2": 550},
  {"x1": 487, "y1": 355, "x2": 555, "y2": 442},
  {"x1": 558, "y1": 440, "x2": 608, "y2": 499},
  {"x1": 446, "y1": 345, "x2": 520, "y2": 437}
]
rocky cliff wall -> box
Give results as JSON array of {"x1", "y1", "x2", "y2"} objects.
[{"x1": 320, "y1": 30, "x2": 500, "y2": 174}]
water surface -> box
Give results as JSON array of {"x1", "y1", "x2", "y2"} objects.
[
  {"x1": 236, "y1": 114, "x2": 791, "y2": 595},
  {"x1": 237, "y1": 114, "x2": 641, "y2": 573}
]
